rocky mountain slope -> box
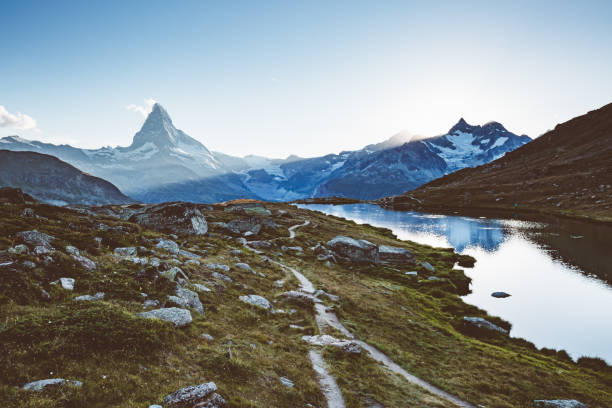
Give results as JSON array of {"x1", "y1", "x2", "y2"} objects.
[
  {"x1": 380, "y1": 103, "x2": 612, "y2": 222},
  {"x1": 0, "y1": 150, "x2": 133, "y2": 206},
  {"x1": 0, "y1": 105, "x2": 530, "y2": 203},
  {"x1": 0, "y1": 199, "x2": 609, "y2": 407}
]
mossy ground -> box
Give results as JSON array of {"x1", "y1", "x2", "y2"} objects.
[{"x1": 0, "y1": 201, "x2": 610, "y2": 407}]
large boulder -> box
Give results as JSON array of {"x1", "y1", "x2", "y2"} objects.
[
  {"x1": 226, "y1": 217, "x2": 263, "y2": 236},
  {"x1": 130, "y1": 203, "x2": 208, "y2": 236},
  {"x1": 327, "y1": 236, "x2": 378, "y2": 264},
  {"x1": 16, "y1": 230, "x2": 55, "y2": 250},
  {"x1": 137, "y1": 307, "x2": 192, "y2": 327},
  {"x1": 163, "y1": 382, "x2": 225, "y2": 407},
  {"x1": 533, "y1": 401, "x2": 587, "y2": 408},
  {"x1": 378, "y1": 245, "x2": 414, "y2": 265}
]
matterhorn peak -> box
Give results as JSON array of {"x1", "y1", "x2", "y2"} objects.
[{"x1": 129, "y1": 103, "x2": 181, "y2": 150}]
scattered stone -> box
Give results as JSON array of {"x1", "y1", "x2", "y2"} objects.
[
  {"x1": 8, "y1": 244, "x2": 29, "y2": 255},
  {"x1": 201, "y1": 333, "x2": 214, "y2": 342},
  {"x1": 533, "y1": 401, "x2": 587, "y2": 408},
  {"x1": 234, "y1": 263, "x2": 254, "y2": 273},
  {"x1": 162, "y1": 382, "x2": 223, "y2": 407},
  {"x1": 289, "y1": 324, "x2": 306, "y2": 330},
  {"x1": 282, "y1": 290, "x2": 316, "y2": 304},
  {"x1": 230, "y1": 249, "x2": 243, "y2": 256},
  {"x1": 21, "y1": 207, "x2": 36, "y2": 217},
  {"x1": 34, "y1": 246, "x2": 52, "y2": 255},
  {"x1": 463, "y1": 317, "x2": 508, "y2": 334},
  {"x1": 114, "y1": 247, "x2": 137, "y2": 256},
  {"x1": 249, "y1": 240, "x2": 272, "y2": 249},
  {"x1": 378, "y1": 245, "x2": 414, "y2": 264},
  {"x1": 185, "y1": 259, "x2": 200, "y2": 266},
  {"x1": 404, "y1": 271, "x2": 418, "y2": 277},
  {"x1": 23, "y1": 260, "x2": 36, "y2": 269},
  {"x1": 314, "y1": 289, "x2": 340, "y2": 302},
  {"x1": 40, "y1": 289, "x2": 51, "y2": 300},
  {"x1": 302, "y1": 334, "x2": 362, "y2": 354},
  {"x1": 156, "y1": 238, "x2": 180, "y2": 254},
  {"x1": 239, "y1": 294, "x2": 272, "y2": 311},
  {"x1": 174, "y1": 286, "x2": 204, "y2": 314},
  {"x1": 60, "y1": 278, "x2": 75, "y2": 291},
  {"x1": 279, "y1": 377, "x2": 294, "y2": 388},
  {"x1": 160, "y1": 266, "x2": 188, "y2": 282},
  {"x1": 74, "y1": 292, "x2": 105, "y2": 302},
  {"x1": 274, "y1": 279, "x2": 285, "y2": 288},
  {"x1": 212, "y1": 271, "x2": 232, "y2": 282},
  {"x1": 193, "y1": 283, "x2": 212, "y2": 293},
  {"x1": 129, "y1": 202, "x2": 208, "y2": 236},
  {"x1": 206, "y1": 263, "x2": 230, "y2": 272},
  {"x1": 420, "y1": 261, "x2": 435, "y2": 272},
  {"x1": 138, "y1": 307, "x2": 193, "y2": 327},
  {"x1": 327, "y1": 236, "x2": 378, "y2": 264},
  {"x1": 65, "y1": 245, "x2": 80, "y2": 256},
  {"x1": 22, "y1": 378, "x2": 83, "y2": 392},
  {"x1": 491, "y1": 291, "x2": 511, "y2": 298},
  {"x1": 73, "y1": 254, "x2": 97, "y2": 271},
  {"x1": 143, "y1": 299, "x2": 160, "y2": 309},
  {"x1": 282, "y1": 245, "x2": 303, "y2": 253}
]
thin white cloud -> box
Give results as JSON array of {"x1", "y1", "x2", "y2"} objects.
[
  {"x1": 0, "y1": 105, "x2": 37, "y2": 130},
  {"x1": 126, "y1": 98, "x2": 157, "y2": 118}
]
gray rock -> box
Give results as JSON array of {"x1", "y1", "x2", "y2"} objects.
[
  {"x1": 379, "y1": 245, "x2": 414, "y2": 264},
  {"x1": 157, "y1": 238, "x2": 180, "y2": 254},
  {"x1": 114, "y1": 247, "x2": 137, "y2": 256},
  {"x1": 212, "y1": 271, "x2": 232, "y2": 282},
  {"x1": 327, "y1": 236, "x2": 378, "y2": 264},
  {"x1": 239, "y1": 294, "x2": 272, "y2": 311},
  {"x1": 149, "y1": 405, "x2": 163, "y2": 408},
  {"x1": 185, "y1": 259, "x2": 201, "y2": 266},
  {"x1": 73, "y1": 254, "x2": 96, "y2": 271},
  {"x1": 8, "y1": 244, "x2": 29, "y2": 254},
  {"x1": 282, "y1": 245, "x2": 303, "y2": 253},
  {"x1": 175, "y1": 286, "x2": 204, "y2": 314},
  {"x1": 226, "y1": 217, "x2": 263, "y2": 236},
  {"x1": 533, "y1": 401, "x2": 587, "y2": 408},
  {"x1": 248, "y1": 240, "x2": 272, "y2": 249},
  {"x1": 143, "y1": 299, "x2": 160, "y2": 308},
  {"x1": 234, "y1": 263, "x2": 253, "y2": 272},
  {"x1": 21, "y1": 207, "x2": 36, "y2": 217},
  {"x1": 404, "y1": 271, "x2": 418, "y2": 277},
  {"x1": 420, "y1": 261, "x2": 435, "y2": 272},
  {"x1": 65, "y1": 245, "x2": 80, "y2": 256},
  {"x1": 74, "y1": 292, "x2": 105, "y2": 302},
  {"x1": 279, "y1": 376, "x2": 294, "y2": 388},
  {"x1": 230, "y1": 249, "x2": 243, "y2": 256},
  {"x1": 463, "y1": 317, "x2": 508, "y2": 334},
  {"x1": 491, "y1": 291, "x2": 511, "y2": 298},
  {"x1": 302, "y1": 335, "x2": 362, "y2": 354},
  {"x1": 201, "y1": 333, "x2": 214, "y2": 342},
  {"x1": 282, "y1": 290, "x2": 316, "y2": 304},
  {"x1": 60, "y1": 277, "x2": 75, "y2": 291},
  {"x1": 138, "y1": 307, "x2": 192, "y2": 327},
  {"x1": 22, "y1": 378, "x2": 83, "y2": 391},
  {"x1": 129, "y1": 202, "x2": 208, "y2": 236},
  {"x1": 314, "y1": 289, "x2": 340, "y2": 302},
  {"x1": 34, "y1": 246, "x2": 52, "y2": 255},
  {"x1": 16, "y1": 230, "x2": 55, "y2": 249},
  {"x1": 162, "y1": 382, "x2": 220, "y2": 407},
  {"x1": 160, "y1": 266, "x2": 188, "y2": 282},
  {"x1": 206, "y1": 263, "x2": 230, "y2": 272},
  {"x1": 193, "y1": 283, "x2": 212, "y2": 293}
]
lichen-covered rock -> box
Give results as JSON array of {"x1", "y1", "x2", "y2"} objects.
[
  {"x1": 226, "y1": 217, "x2": 263, "y2": 236},
  {"x1": 302, "y1": 334, "x2": 362, "y2": 354},
  {"x1": 160, "y1": 266, "x2": 188, "y2": 282},
  {"x1": 327, "y1": 236, "x2": 378, "y2": 264},
  {"x1": 22, "y1": 378, "x2": 83, "y2": 391},
  {"x1": 206, "y1": 263, "x2": 230, "y2": 272},
  {"x1": 282, "y1": 290, "x2": 316, "y2": 304},
  {"x1": 157, "y1": 238, "x2": 180, "y2": 254},
  {"x1": 533, "y1": 400, "x2": 587, "y2": 408},
  {"x1": 114, "y1": 247, "x2": 137, "y2": 256},
  {"x1": 8, "y1": 244, "x2": 28, "y2": 255},
  {"x1": 162, "y1": 382, "x2": 224, "y2": 407},
  {"x1": 16, "y1": 230, "x2": 55, "y2": 249},
  {"x1": 137, "y1": 307, "x2": 192, "y2": 327},
  {"x1": 73, "y1": 254, "x2": 97, "y2": 271},
  {"x1": 239, "y1": 294, "x2": 272, "y2": 311},
  {"x1": 60, "y1": 277, "x2": 75, "y2": 291},
  {"x1": 74, "y1": 292, "x2": 105, "y2": 301},
  {"x1": 129, "y1": 202, "x2": 208, "y2": 236},
  {"x1": 174, "y1": 286, "x2": 204, "y2": 314}
]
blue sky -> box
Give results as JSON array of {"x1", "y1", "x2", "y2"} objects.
[{"x1": 1, "y1": 0, "x2": 611, "y2": 157}]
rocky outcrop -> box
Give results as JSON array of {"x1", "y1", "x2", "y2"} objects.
[
  {"x1": 137, "y1": 307, "x2": 193, "y2": 327},
  {"x1": 327, "y1": 236, "x2": 378, "y2": 264},
  {"x1": 163, "y1": 382, "x2": 225, "y2": 407},
  {"x1": 378, "y1": 245, "x2": 414, "y2": 265},
  {"x1": 16, "y1": 230, "x2": 55, "y2": 250},
  {"x1": 170, "y1": 286, "x2": 204, "y2": 314},
  {"x1": 129, "y1": 202, "x2": 208, "y2": 236}
]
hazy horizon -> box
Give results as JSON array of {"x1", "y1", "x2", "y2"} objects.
[{"x1": 1, "y1": 0, "x2": 611, "y2": 157}]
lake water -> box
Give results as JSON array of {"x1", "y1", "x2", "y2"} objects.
[{"x1": 296, "y1": 203, "x2": 612, "y2": 363}]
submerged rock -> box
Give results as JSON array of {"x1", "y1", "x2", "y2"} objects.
[
  {"x1": 138, "y1": 307, "x2": 192, "y2": 327},
  {"x1": 491, "y1": 291, "x2": 511, "y2": 298},
  {"x1": 463, "y1": 316, "x2": 508, "y2": 334}
]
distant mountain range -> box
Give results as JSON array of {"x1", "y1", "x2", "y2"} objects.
[
  {"x1": 380, "y1": 103, "x2": 612, "y2": 222},
  {"x1": 0, "y1": 103, "x2": 530, "y2": 203},
  {"x1": 0, "y1": 150, "x2": 133, "y2": 206}
]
